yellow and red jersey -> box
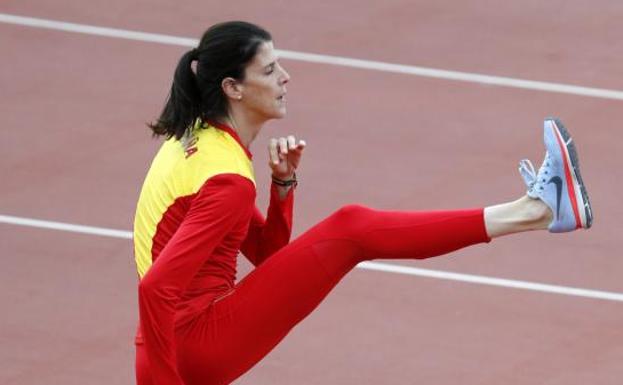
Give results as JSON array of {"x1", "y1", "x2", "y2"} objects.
[{"x1": 133, "y1": 120, "x2": 293, "y2": 344}]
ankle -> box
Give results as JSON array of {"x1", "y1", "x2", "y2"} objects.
[{"x1": 520, "y1": 196, "x2": 552, "y2": 227}]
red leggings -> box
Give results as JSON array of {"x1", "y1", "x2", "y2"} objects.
[{"x1": 136, "y1": 205, "x2": 490, "y2": 385}]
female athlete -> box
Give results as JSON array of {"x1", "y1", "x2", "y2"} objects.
[{"x1": 133, "y1": 21, "x2": 593, "y2": 385}]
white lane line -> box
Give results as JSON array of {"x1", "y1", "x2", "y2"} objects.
[
  {"x1": 0, "y1": 214, "x2": 132, "y2": 239},
  {"x1": 276, "y1": 51, "x2": 623, "y2": 100},
  {"x1": 2, "y1": 13, "x2": 623, "y2": 101},
  {"x1": 0, "y1": 13, "x2": 197, "y2": 46},
  {"x1": 358, "y1": 262, "x2": 623, "y2": 303},
  {"x1": 2, "y1": 213, "x2": 622, "y2": 303}
]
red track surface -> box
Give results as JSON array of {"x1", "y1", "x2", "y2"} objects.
[{"x1": 2, "y1": 1, "x2": 622, "y2": 384}]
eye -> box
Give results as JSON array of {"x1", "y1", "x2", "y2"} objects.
[{"x1": 265, "y1": 63, "x2": 275, "y2": 75}]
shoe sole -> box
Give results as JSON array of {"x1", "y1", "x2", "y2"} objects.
[{"x1": 546, "y1": 118, "x2": 593, "y2": 229}]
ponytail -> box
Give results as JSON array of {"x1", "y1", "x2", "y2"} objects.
[
  {"x1": 148, "y1": 21, "x2": 272, "y2": 140},
  {"x1": 149, "y1": 49, "x2": 202, "y2": 139}
]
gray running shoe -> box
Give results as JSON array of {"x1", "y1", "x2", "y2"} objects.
[{"x1": 518, "y1": 118, "x2": 593, "y2": 232}]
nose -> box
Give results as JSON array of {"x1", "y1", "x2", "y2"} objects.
[{"x1": 279, "y1": 63, "x2": 290, "y2": 85}]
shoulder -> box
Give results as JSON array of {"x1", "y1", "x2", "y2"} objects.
[
  {"x1": 198, "y1": 173, "x2": 256, "y2": 200},
  {"x1": 188, "y1": 125, "x2": 254, "y2": 184},
  {"x1": 190, "y1": 174, "x2": 256, "y2": 217},
  {"x1": 150, "y1": 125, "x2": 255, "y2": 195}
]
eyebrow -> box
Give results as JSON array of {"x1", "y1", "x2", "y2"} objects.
[{"x1": 264, "y1": 55, "x2": 282, "y2": 67}]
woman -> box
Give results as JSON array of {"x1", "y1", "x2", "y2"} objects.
[{"x1": 134, "y1": 21, "x2": 592, "y2": 385}]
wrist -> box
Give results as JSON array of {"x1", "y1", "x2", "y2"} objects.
[
  {"x1": 272, "y1": 172, "x2": 298, "y2": 188},
  {"x1": 271, "y1": 170, "x2": 295, "y2": 180}
]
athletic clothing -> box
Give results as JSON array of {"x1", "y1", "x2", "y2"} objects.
[
  {"x1": 134, "y1": 120, "x2": 295, "y2": 384},
  {"x1": 134, "y1": 121, "x2": 491, "y2": 385}
]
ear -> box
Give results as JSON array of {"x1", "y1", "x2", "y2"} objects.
[{"x1": 221, "y1": 77, "x2": 243, "y2": 101}]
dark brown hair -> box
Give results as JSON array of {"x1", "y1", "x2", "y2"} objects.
[{"x1": 149, "y1": 21, "x2": 272, "y2": 139}]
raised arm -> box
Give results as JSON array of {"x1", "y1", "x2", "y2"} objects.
[{"x1": 240, "y1": 135, "x2": 305, "y2": 265}]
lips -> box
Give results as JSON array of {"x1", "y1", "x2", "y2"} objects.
[{"x1": 277, "y1": 88, "x2": 287, "y2": 101}]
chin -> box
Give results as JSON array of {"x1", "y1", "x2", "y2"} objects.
[
  {"x1": 273, "y1": 108, "x2": 287, "y2": 119},
  {"x1": 258, "y1": 111, "x2": 286, "y2": 124}
]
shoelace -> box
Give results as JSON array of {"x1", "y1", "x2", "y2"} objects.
[
  {"x1": 519, "y1": 153, "x2": 552, "y2": 196},
  {"x1": 518, "y1": 158, "x2": 537, "y2": 188}
]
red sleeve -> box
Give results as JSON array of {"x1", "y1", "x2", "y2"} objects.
[
  {"x1": 240, "y1": 183, "x2": 294, "y2": 266},
  {"x1": 138, "y1": 174, "x2": 255, "y2": 385}
]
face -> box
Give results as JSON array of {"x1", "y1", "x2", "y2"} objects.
[{"x1": 237, "y1": 41, "x2": 290, "y2": 121}]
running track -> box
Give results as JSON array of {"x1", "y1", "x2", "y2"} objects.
[{"x1": 1, "y1": 1, "x2": 622, "y2": 384}]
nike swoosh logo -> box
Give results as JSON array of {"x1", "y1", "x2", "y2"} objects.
[{"x1": 548, "y1": 176, "x2": 563, "y2": 220}]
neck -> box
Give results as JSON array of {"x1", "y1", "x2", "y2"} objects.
[{"x1": 224, "y1": 108, "x2": 265, "y2": 149}]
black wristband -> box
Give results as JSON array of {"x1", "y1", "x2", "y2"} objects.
[{"x1": 272, "y1": 172, "x2": 298, "y2": 188}]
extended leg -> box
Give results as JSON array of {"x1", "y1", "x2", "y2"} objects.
[
  {"x1": 175, "y1": 206, "x2": 492, "y2": 384},
  {"x1": 173, "y1": 117, "x2": 593, "y2": 384}
]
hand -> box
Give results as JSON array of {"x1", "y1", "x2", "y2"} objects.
[{"x1": 268, "y1": 135, "x2": 306, "y2": 180}]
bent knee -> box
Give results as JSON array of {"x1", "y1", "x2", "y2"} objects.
[
  {"x1": 333, "y1": 204, "x2": 372, "y2": 220},
  {"x1": 327, "y1": 204, "x2": 373, "y2": 236}
]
